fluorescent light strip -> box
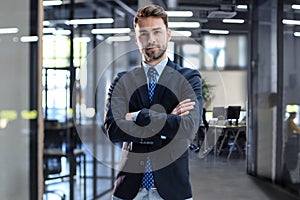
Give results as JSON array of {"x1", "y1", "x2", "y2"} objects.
[
  {"x1": 222, "y1": 19, "x2": 245, "y2": 24},
  {"x1": 66, "y1": 18, "x2": 114, "y2": 25},
  {"x1": 43, "y1": 21, "x2": 50, "y2": 26},
  {"x1": 292, "y1": 4, "x2": 300, "y2": 10},
  {"x1": 53, "y1": 29, "x2": 71, "y2": 35},
  {"x1": 282, "y1": 19, "x2": 300, "y2": 25},
  {"x1": 96, "y1": 35, "x2": 104, "y2": 41},
  {"x1": 91, "y1": 28, "x2": 131, "y2": 34},
  {"x1": 168, "y1": 22, "x2": 200, "y2": 28},
  {"x1": 166, "y1": 11, "x2": 193, "y2": 17},
  {"x1": 43, "y1": 27, "x2": 55, "y2": 34},
  {"x1": 172, "y1": 31, "x2": 192, "y2": 37},
  {"x1": 237, "y1": 5, "x2": 248, "y2": 10},
  {"x1": 294, "y1": 32, "x2": 300, "y2": 37},
  {"x1": 20, "y1": 36, "x2": 39, "y2": 42},
  {"x1": 107, "y1": 36, "x2": 131, "y2": 42},
  {"x1": 209, "y1": 29, "x2": 229, "y2": 34},
  {"x1": 43, "y1": 0, "x2": 62, "y2": 6},
  {"x1": 0, "y1": 28, "x2": 19, "y2": 34},
  {"x1": 74, "y1": 37, "x2": 91, "y2": 42}
]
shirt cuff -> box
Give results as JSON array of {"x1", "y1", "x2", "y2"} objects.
[{"x1": 133, "y1": 111, "x2": 141, "y2": 122}]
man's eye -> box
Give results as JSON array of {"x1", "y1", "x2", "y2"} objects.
[
  {"x1": 140, "y1": 32, "x2": 148, "y2": 36},
  {"x1": 154, "y1": 31, "x2": 161, "y2": 34}
]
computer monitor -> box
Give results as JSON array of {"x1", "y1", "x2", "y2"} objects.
[
  {"x1": 226, "y1": 106, "x2": 241, "y2": 125},
  {"x1": 212, "y1": 107, "x2": 226, "y2": 119}
]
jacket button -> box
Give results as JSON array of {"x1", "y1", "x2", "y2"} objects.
[{"x1": 140, "y1": 161, "x2": 144, "y2": 166}]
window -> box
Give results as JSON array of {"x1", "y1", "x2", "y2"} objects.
[
  {"x1": 182, "y1": 35, "x2": 247, "y2": 70},
  {"x1": 42, "y1": 35, "x2": 88, "y2": 121}
]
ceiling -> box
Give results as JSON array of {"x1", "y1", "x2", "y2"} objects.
[{"x1": 43, "y1": 0, "x2": 300, "y2": 38}]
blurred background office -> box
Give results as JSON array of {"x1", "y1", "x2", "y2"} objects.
[{"x1": 1, "y1": 0, "x2": 300, "y2": 199}]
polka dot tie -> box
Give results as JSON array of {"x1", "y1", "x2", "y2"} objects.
[
  {"x1": 141, "y1": 67, "x2": 158, "y2": 190},
  {"x1": 147, "y1": 67, "x2": 158, "y2": 104},
  {"x1": 142, "y1": 157, "x2": 154, "y2": 190}
]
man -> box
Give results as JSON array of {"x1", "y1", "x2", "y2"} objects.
[
  {"x1": 104, "y1": 5, "x2": 203, "y2": 200},
  {"x1": 286, "y1": 112, "x2": 300, "y2": 140}
]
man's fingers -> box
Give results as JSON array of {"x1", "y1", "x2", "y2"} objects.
[
  {"x1": 176, "y1": 102, "x2": 195, "y2": 112},
  {"x1": 171, "y1": 99, "x2": 195, "y2": 115},
  {"x1": 179, "y1": 111, "x2": 189, "y2": 116},
  {"x1": 177, "y1": 99, "x2": 191, "y2": 107},
  {"x1": 178, "y1": 105, "x2": 194, "y2": 114}
]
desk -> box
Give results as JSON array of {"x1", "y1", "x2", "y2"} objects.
[
  {"x1": 44, "y1": 122, "x2": 86, "y2": 200},
  {"x1": 209, "y1": 124, "x2": 246, "y2": 159}
]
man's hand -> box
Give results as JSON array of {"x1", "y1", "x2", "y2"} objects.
[
  {"x1": 125, "y1": 111, "x2": 139, "y2": 121},
  {"x1": 171, "y1": 99, "x2": 195, "y2": 116}
]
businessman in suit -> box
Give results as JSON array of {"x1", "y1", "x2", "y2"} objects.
[{"x1": 104, "y1": 5, "x2": 203, "y2": 200}]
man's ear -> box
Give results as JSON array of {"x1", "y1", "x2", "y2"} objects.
[
  {"x1": 134, "y1": 29, "x2": 139, "y2": 45},
  {"x1": 134, "y1": 34, "x2": 138, "y2": 45},
  {"x1": 167, "y1": 28, "x2": 172, "y2": 41}
]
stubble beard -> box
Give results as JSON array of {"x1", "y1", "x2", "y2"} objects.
[{"x1": 143, "y1": 45, "x2": 167, "y2": 63}]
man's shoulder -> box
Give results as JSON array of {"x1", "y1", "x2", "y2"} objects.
[
  {"x1": 172, "y1": 63, "x2": 201, "y2": 78},
  {"x1": 116, "y1": 66, "x2": 142, "y2": 77},
  {"x1": 167, "y1": 59, "x2": 200, "y2": 75}
]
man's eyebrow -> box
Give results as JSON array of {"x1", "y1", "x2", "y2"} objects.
[
  {"x1": 138, "y1": 27, "x2": 163, "y2": 32},
  {"x1": 152, "y1": 27, "x2": 163, "y2": 31}
]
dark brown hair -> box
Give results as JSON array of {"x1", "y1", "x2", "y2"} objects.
[{"x1": 134, "y1": 5, "x2": 168, "y2": 28}]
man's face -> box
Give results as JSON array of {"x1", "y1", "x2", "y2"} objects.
[{"x1": 135, "y1": 16, "x2": 171, "y2": 63}]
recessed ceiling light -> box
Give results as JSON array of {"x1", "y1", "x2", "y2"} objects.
[
  {"x1": 172, "y1": 31, "x2": 192, "y2": 37},
  {"x1": 66, "y1": 18, "x2": 114, "y2": 25},
  {"x1": 294, "y1": 32, "x2": 300, "y2": 37},
  {"x1": 43, "y1": 0, "x2": 62, "y2": 6},
  {"x1": 107, "y1": 36, "x2": 131, "y2": 42},
  {"x1": 91, "y1": 28, "x2": 131, "y2": 34},
  {"x1": 166, "y1": 11, "x2": 193, "y2": 17},
  {"x1": 0, "y1": 28, "x2": 19, "y2": 34},
  {"x1": 282, "y1": 19, "x2": 300, "y2": 25},
  {"x1": 236, "y1": 5, "x2": 248, "y2": 10},
  {"x1": 209, "y1": 29, "x2": 229, "y2": 34},
  {"x1": 20, "y1": 36, "x2": 39, "y2": 42},
  {"x1": 292, "y1": 4, "x2": 300, "y2": 10},
  {"x1": 168, "y1": 22, "x2": 200, "y2": 28},
  {"x1": 222, "y1": 19, "x2": 245, "y2": 24},
  {"x1": 53, "y1": 29, "x2": 71, "y2": 35}
]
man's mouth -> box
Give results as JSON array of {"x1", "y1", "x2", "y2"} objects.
[{"x1": 147, "y1": 46, "x2": 156, "y2": 50}]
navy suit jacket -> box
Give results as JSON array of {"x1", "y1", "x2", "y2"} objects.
[{"x1": 104, "y1": 59, "x2": 203, "y2": 200}]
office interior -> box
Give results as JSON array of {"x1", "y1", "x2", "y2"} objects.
[{"x1": 1, "y1": 0, "x2": 300, "y2": 199}]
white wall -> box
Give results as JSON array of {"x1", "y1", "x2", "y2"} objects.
[{"x1": 201, "y1": 70, "x2": 247, "y2": 110}]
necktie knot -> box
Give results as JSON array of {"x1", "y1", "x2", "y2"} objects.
[{"x1": 147, "y1": 67, "x2": 158, "y2": 83}]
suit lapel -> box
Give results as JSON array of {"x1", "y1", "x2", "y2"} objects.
[
  {"x1": 133, "y1": 67, "x2": 150, "y2": 107},
  {"x1": 152, "y1": 60, "x2": 176, "y2": 104},
  {"x1": 133, "y1": 60, "x2": 177, "y2": 107}
]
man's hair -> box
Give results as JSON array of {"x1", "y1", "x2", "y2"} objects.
[{"x1": 134, "y1": 5, "x2": 168, "y2": 28}]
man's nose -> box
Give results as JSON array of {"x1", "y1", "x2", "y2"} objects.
[{"x1": 148, "y1": 33, "x2": 156, "y2": 43}]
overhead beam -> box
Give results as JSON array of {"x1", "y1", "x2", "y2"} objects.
[{"x1": 114, "y1": 0, "x2": 136, "y2": 16}]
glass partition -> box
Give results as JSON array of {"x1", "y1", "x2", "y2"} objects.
[{"x1": 0, "y1": 0, "x2": 42, "y2": 199}]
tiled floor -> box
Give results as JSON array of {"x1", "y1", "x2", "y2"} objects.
[{"x1": 44, "y1": 150, "x2": 300, "y2": 200}]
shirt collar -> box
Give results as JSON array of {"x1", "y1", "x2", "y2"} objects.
[{"x1": 142, "y1": 57, "x2": 168, "y2": 77}]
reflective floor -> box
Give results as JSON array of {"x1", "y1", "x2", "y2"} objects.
[{"x1": 44, "y1": 150, "x2": 300, "y2": 200}]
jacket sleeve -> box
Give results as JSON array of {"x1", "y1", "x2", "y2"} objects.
[{"x1": 104, "y1": 72, "x2": 162, "y2": 145}]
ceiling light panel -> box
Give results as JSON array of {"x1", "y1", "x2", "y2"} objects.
[
  {"x1": 222, "y1": 19, "x2": 245, "y2": 24},
  {"x1": 168, "y1": 22, "x2": 200, "y2": 28},
  {"x1": 166, "y1": 11, "x2": 193, "y2": 17},
  {"x1": 66, "y1": 18, "x2": 114, "y2": 25},
  {"x1": 91, "y1": 28, "x2": 131, "y2": 34}
]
